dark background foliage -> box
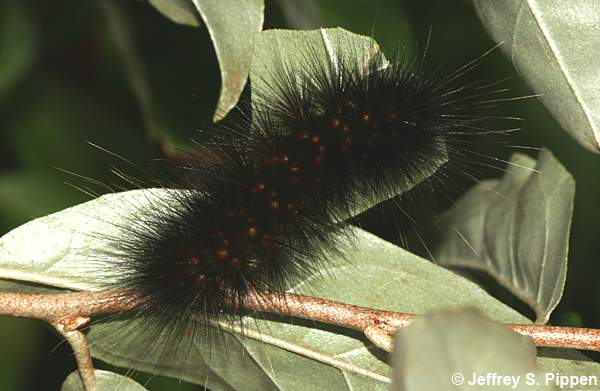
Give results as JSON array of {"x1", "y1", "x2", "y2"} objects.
[{"x1": 0, "y1": 1, "x2": 598, "y2": 390}]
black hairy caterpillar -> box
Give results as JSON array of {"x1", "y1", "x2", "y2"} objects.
[{"x1": 88, "y1": 29, "x2": 516, "y2": 351}]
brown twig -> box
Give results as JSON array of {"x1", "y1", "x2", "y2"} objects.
[
  {"x1": 1, "y1": 288, "x2": 600, "y2": 383},
  {"x1": 0, "y1": 290, "x2": 137, "y2": 391},
  {"x1": 54, "y1": 318, "x2": 96, "y2": 391},
  {"x1": 510, "y1": 324, "x2": 600, "y2": 352},
  {"x1": 243, "y1": 292, "x2": 600, "y2": 352},
  {"x1": 243, "y1": 291, "x2": 409, "y2": 350},
  {"x1": 0, "y1": 290, "x2": 138, "y2": 323}
]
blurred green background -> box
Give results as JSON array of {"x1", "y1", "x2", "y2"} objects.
[{"x1": 0, "y1": 0, "x2": 598, "y2": 390}]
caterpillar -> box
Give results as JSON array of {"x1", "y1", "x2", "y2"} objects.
[{"x1": 83, "y1": 29, "x2": 514, "y2": 355}]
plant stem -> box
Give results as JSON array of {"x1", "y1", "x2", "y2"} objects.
[
  {"x1": 0, "y1": 290, "x2": 134, "y2": 391},
  {"x1": 54, "y1": 318, "x2": 96, "y2": 391},
  {"x1": 246, "y1": 291, "x2": 413, "y2": 332},
  {"x1": 0, "y1": 290, "x2": 134, "y2": 323},
  {"x1": 243, "y1": 291, "x2": 600, "y2": 352},
  {"x1": 1, "y1": 289, "x2": 600, "y2": 363}
]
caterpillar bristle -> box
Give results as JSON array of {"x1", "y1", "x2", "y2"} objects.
[{"x1": 80, "y1": 37, "x2": 519, "y2": 353}]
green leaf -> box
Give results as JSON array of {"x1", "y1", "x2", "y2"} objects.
[
  {"x1": 0, "y1": 189, "x2": 523, "y2": 389},
  {"x1": 87, "y1": 225, "x2": 527, "y2": 391},
  {"x1": 250, "y1": 28, "x2": 447, "y2": 217},
  {"x1": 0, "y1": 0, "x2": 38, "y2": 99},
  {"x1": 537, "y1": 349, "x2": 600, "y2": 391},
  {"x1": 147, "y1": 0, "x2": 264, "y2": 122},
  {"x1": 434, "y1": 149, "x2": 574, "y2": 324},
  {"x1": 472, "y1": 0, "x2": 600, "y2": 152},
  {"x1": 0, "y1": 190, "x2": 170, "y2": 291},
  {"x1": 392, "y1": 309, "x2": 553, "y2": 390},
  {"x1": 192, "y1": 0, "x2": 264, "y2": 121},
  {"x1": 61, "y1": 369, "x2": 148, "y2": 391},
  {"x1": 0, "y1": 189, "x2": 597, "y2": 389},
  {"x1": 250, "y1": 28, "x2": 383, "y2": 105},
  {"x1": 147, "y1": 0, "x2": 201, "y2": 27}
]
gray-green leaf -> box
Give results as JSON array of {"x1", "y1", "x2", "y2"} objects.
[
  {"x1": 0, "y1": 189, "x2": 519, "y2": 389},
  {"x1": 392, "y1": 309, "x2": 552, "y2": 390},
  {"x1": 472, "y1": 0, "x2": 600, "y2": 152},
  {"x1": 87, "y1": 226, "x2": 528, "y2": 391},
  {"x1": 251, "y1": 28, "x2": 447, "y2": 217},
  {"x1": 250, "y1": 28, "x2": 383, "y2": 97},
  {"x1": 0, "y1": 190, "x2": 173, "y2": 291},
  {"x1": 61, "y1": 369, "x2": 148, "y2": 391},
  {"x1": 147, "y1": 0, "x2": 264, "y2": 122},
  {"x1": 192, "y1": 0, "x2": 264, "y2": 121},
  {"x1": 434, "y1": 149, "x2": 574, "y2": 324},
  {"x1": 0, "y1": 189, "x2": 596, "y2": 389},
  {"x1": 537, "y1": 349, "x2": 600, "y2": 391},
  {"x1": 148, "y1": 0, "x2": 201, "y2": 26}
]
